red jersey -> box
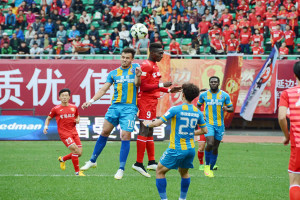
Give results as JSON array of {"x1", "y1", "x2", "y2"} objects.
[
  {"x1": 111, "y1": 6, "x2": 123, "y2": 17},
  {"x1": 209, "y1": 29, "x2": 222, "y2": 40},
  {"x1": 237, "y1": 4, "x2": 249, "y2": 13},
  {"x1": 252, "y1": 46, "x2": 264, "y2": 55},
  {"x1": 219, "y1": 14, "x2": 233, "y2": 26},
  {"x1": 49, "y1": 104, "x2": 79, "y2": 137},
  {"x1": 255, "y1": 6, "x2": 265, "y2": 16},
  {"x1": 227, "y1": 39, "x2": 239, "y2": 51},
  {"x1": 223, "y1": 29, "x2": 234, "y2": 42},
  {"x1": 198, "y1": 21, "x2": 211, "y2": 34},
  {"x1": 240, "y1": 31, "x2": 252, "y2": 44},
  {"x1": 288, "y1": 12, "x2": 298, "y2": 28},
  {"x1": 264, "y1": 12, "x2": 276, "y2": 26},
  {"x1": 278, "y1": 10, "x2": 288, "y2": 24},
  {"x1": 254, "y1": 21, "x2": 264, "y2": 34},
  {"x1": 284, "y1": 30, "x2": 296, "y2": 45},
  {"x1": 169, "y1": 42, "x2": 182, "y2": 55},
  {"x1": 279, "y1": 47, "x2": 289, "y2": 55},
  {"x1": 284, "y1": 3, "x2": 294, "y2": 11},
  {"x1": 269, "y1": 21, "x2": 280, "y2": 32},
  {"x1": 238, "y1": 20, "x2": 250, "y2": 30},
  {"x1": 279, "y1": 86, "x2": 300, "y2": 147},
  {"x1": 139, "y1": 60, "x2": 168, "y2": 99},
  {"x1": 252, "y1": 34, "x2": 264, "y2": 46},
  {"x1": 249, "y1": 13, "x2": 258, "y2": 26},
  {"x1": 122, "y1": 7, "x2": 131, "y2": 18},
  {"x1": 211, "y1": 39, "x2": 224, "y2": 50},
  {"x1": 271, "y1": 30, "x2": 284, "y2": 43}
]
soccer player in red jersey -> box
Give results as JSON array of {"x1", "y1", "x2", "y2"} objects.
[
  {"x1": 271, "y1": 24, "x2": 284, "y2": 48},
  {"x1": 284, "y1": 25, "x2": 296, "y2": 54},
  {"x1": 43, "y1": 88, "x2": 84, "y2": 176},
  {"x1": 252, "y1": 41, "x2": 264, "y2": 59},
  {"x1": 278, "y1": 61, "x2": 300, "y2": 200},
  {"x1": 132, "y1": 43, "x2": 181, "y2": 177},
  {"x1": 227, "y1": 33, "x2": 240, "y2": 54}
]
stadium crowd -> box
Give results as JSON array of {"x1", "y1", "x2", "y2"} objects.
[{"x1": 0, "y1": 0, "x2": 299, "y2": 58}]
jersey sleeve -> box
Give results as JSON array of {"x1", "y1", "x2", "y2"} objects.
[
  {"x1": 160, "y1": 106, "x2": 177, "y2": 123},
  {"x1": 197, "y1": 93, "x2": 204, "y2": 106},
  {"x1": 75, "y1": 106, "x2": 79, "y2": 117},
  {"x1": 49, "y1": 107, "x2": 56, "y2": 118},
  {"x1": 198, "y1": 112, "x2": 206, "y2": 128},
  {"x1": 140, "y1": 62, "x2": 159, "y2": 92},
  {"x1": 224, "y1": 92, "x2": 233, "y2": 107},
  {"x1": 106, "y1": 71, "x2": 114, "y2": 84},
  {"x1": 279, "y1": 90, "x2": 289, "y2": 107}
]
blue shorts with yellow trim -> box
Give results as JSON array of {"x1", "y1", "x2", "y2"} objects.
[
  {"x1": 205, "y1": 124, "x2": 225, "y2": 141},
  {"x1": 105, "y1": 103, "x2": 138, "y2": 132},
  {"x1": 159, "y1": 148, "x2": 195, "y2": 169}
]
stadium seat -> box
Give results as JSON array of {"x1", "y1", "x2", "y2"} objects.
[
  {"x1": 93, "y1": 12, "x2": 102, "y2": 21},
  {"x1": 176, "y1": 38, "x2": 182, "y2": 44},
  {"x1": 51, "y1": 38, "x2": 57, "y2": 42},
  {"x1": 231, "y1": 13, "x2": 236, "y2": 19},
  {"x1": 89, "y1": 0, "x2": 94, "y2": 5},
  {"x1": 182, "y1": 38, "x2": 192, "y2": 45},
  {"x1": 205, "y1": 46, "x2": 211, "y2": 53},
  {"x1": 99, "y1": 29, "x2": 107, "y2": 36},
  {"x1": 160, "y1": 30, "x2": 168, "y2": 38},
  {"x1": 111, "y1": 22, "x2": 120, "y2": 29},
  {"x1": 199, "y1": 46, "x2": 204, "y2": 53},
  {"x1": 4, "y1": 29, "x2": 12, "y2": 36},
  {"x1": 164, "y1": 46, "x2": 170, "y2": 50},
  {"x1": 91, "y1": 21, "x2": 100, "y2": 28},
  {"x1": 161, "y1": 22, "x2": 167, "y2": 29},
  {"x1": 162, "y1": 38, "x2": 170, "y2": 45}
]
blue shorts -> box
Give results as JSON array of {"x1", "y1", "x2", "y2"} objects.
[
  {"x1": 205, "y1": 124, "x2": 225, "y2": 141},
  {"x1": 160, "y1": 148, "x2": 195, "y2": 170},
  {"x1": 105, "y1": 104, "x2": 138, "y2": 132}
]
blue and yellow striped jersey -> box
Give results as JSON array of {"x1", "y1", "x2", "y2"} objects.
[
  {"x1": 106, "y1": 63, "x2": 139, "y2": 106},
  {"x1": 160, "y1": 103, "x2": 206, "y2": 151},
  {"x1": 197, "y1": 89, "x2": 232, "y2": 126}
]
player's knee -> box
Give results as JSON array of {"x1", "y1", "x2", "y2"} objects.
[{"x1": 101, "y1": 129, "x2": 110, "y2": 137}]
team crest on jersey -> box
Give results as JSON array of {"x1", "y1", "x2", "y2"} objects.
[
  {"x1": 70, "y1": 108, "x2": 75, "y2": 112},
  {"x1": 130, "y1": 66, "x2": 135, "y2": 73}
]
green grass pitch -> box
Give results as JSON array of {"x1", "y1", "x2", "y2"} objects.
[{"x1": 0, "y1": 141, "x2": 289, "y2": 200}]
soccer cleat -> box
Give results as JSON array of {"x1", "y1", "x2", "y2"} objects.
[
  {"x1": 132, "y1": 163, "x2": 151, "y2": 178},
  {"x1": 58, "y1": 156, "x2": 66, "y2": 171},
  {"x1": 208, "y1": 170, "x2": 214, "y2": 178},
  {"x1": 114, "y1": 169, "x2": 124, "y2": 180},
  {"x1": 213, "y1": 165, "x2": 218, "y2": 170},
  {"x1": 204, "y1": 165, "x2": 210, "y2": 176},
  {"x1": 147, "y1": 160, "x2": 158, "y2": 171},
  {"x1": 80, "y1": 161, "x2": 97, "y2": 171},
  {"x1": 199, "y1": 164, "x2": 204, "y2": 171},
  {"x1": 75, "y1": 171, "x2": 85, "y2": 176}
]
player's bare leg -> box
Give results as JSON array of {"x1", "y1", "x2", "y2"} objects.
[
  {"x1": 289, "y1": 173, "x2": 300, "y2": 200},
  {"x1": 67, "y1": 144, "x2": 84, "y2": 176},
  {"x1": 178, "y1": 168, "x2": 191, "y2": 200},
  {"x1": 81, "y1": 119, "x2": 114, "y2": 171},
  {"x1": 156, "y1": 163, "x2": 170, "y2": 200},
  {"x1": 197, "y1": 141, "x2": 205, "y2": 170}
]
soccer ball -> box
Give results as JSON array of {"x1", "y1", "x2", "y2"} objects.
[{"x1": 130, "y1": 23, "x2": 148, "y2": 39}]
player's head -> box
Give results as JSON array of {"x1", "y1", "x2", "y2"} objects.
[
  {"x1": 121, "y1": 48, "x2": 135, "y2": 68},
  {"x1": 149, "y1": 42, "x2": 164, "y2": 62},
  {"x1": 181, "y1": 83, "x2": 200, "y2": 103},
  {"x1": 59, "y1": 88, "x2": 71, "y2": 103},
  {"x1": 293, "y1": 62, "x2": 300, "y2": 81},
  {"x1": 209, "y1": 76, "x2": 220, "y2": 91}
]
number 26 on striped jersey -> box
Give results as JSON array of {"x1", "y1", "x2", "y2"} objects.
[{"x1": 179, "y1": 117, "x2": 198, "y2": 135}]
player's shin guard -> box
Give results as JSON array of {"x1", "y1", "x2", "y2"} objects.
[
  {"x1": 136, "y1": 135, "x2": 147, "y2": 163},
  {"x1": 146, "y1": 136, "x2": 155, "y2": 161},
  {"x1": 180, "y1": 177, "x2": 191, "y2": 200},
  {"x1": 198, "y1": 151, "x2": 204, "y2": 165},
  {"x1": 90, "y1": 135, "x2": 108, "y2": 163},
  {"x1": 205, "y1": 150, "x2": 212, "y2": 165},
  {"x1": 210, "y1": 153, "x2": 218, "y2": 170},
  {"x1": 119, "y1": 140, "x2": 130, "y2": 170},
  {"x1": 290, "y1": 185, "x2": 300, "y2": 200},
  {"x1": 71, "y1": 154, "x2": 79, "y2": 172},
  {"x1": 156, "y1": 178, "x2": 167, "y2": 200},
  {"x1": 63, "y1": 153, "x2": 72, "y2": 161}
]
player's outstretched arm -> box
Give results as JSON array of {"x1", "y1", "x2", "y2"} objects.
[
  {"x1": 278, "y1": 106, "x2": 290, "y2": 145},
  {"x1": 195, "y1": 126, "x2": 208, "y2": 135},
  {"x1": 143, "y1": 119, "x2": 164, "y2": 128},
  {"x1": 81, "y1": 82, "x2": 112, "y2": 109},
  {"x1": 43, "y1": 116, "x2": 52, "y2": 134},
  {"x1": 135, "y1": 66, "x2": 142, "y2": 87},
  {"x1": 170, "y1": 86, "x2": 182, "y2": 93},
  {"x1": 222, "y1": 106, "x2": 234, "y2": 113},
  {"x1": 75, "y1": 115, "x2": 80, "y2": 124}
]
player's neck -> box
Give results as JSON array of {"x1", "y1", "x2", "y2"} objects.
[
  {"x1": 121, "y1": 65, "x2": 131, "y2": 69},
  {"x1": 148, "y1": 58, "x2": 156, "y2": 63},
  {"x1": 210, "y1": 88, "x2": 219, "y2": 93},
  {"x1": 182, "y1": 99, "x2": 192, "y2": 104},
  {"x1": 61, "y1": 102, "x2": 69, "y2": 106}
]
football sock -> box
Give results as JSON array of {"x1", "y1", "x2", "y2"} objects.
[
  {"x1": 71, "y1": 154, "x2": 79, "y2": 172},
  {"x1": 146, "y1": 136, "x2": 155, "y2": 161},
  {"x1": 156, "y1": 178, "x2": 167, "y2": 200},
  {"x1": 290, "y1": 185, "x2": 300, "y2": 200},
  {"x1": 198, "y1": 151, "x2": 204, "y2": 165},
  {"x1": 62, "y1": 153, "x2": 72, "y2": 161},
  {"x1": 210, "y1": 153, "x2": 218, "y2": 170},
  {"x1": 136, "y1": 135, "x2": 147, "y2": 163},
  {"x1": 205, "y1": 150, "x2": 212, "y2": 165},
  {"x1": 119, "y1": 140, "x2": 130, "y2": 170},
  {"x1": 90, "y1": 135, "x2": 108, "y2": 163},
  {"x1": 180, "y1": 177, "x2": 190, "y2": 200}
]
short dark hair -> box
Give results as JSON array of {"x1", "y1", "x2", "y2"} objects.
[
  {"x1": 209, "y1": 76, "x2": 220, "y2": 83},
  {"x1": 149, "y1": 42, "x2": 163, "y2": 52},
  {"x1": 293, "y1": 61, "x2": 300, "y2": 80},
  {"x1": 122, "y1": 48, "x2": 136, "y2": 58},
  {"x1": 182, "y1": 83, "x2": 200, "y2": 102},
  {"x1": 59, "y1": 88, "x2": 71, "y2": 96}
]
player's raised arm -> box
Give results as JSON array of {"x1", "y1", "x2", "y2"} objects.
[
  {"x1": 43, "y1": 116, "x2": 52, "y2": 134},
  {"x1": 143, "y1": 119, "x2": 164, "y2": 128},
  {"x1": 81, "y1": 82, "x2": 112, "y2": 109},
  {"x1": 135, "y1": 66, "x2": 142, "y2": 87}
]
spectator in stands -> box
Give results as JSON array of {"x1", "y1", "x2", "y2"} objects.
[
  {"x1": 151, "y1": 9, "x2": 161, "y2": 28},
  {"x1": 252, "y1": 29, "x2": 264, "y2": 47},
  {"x1": 29, "y1": 34, "x2": 41, "y2": 47},
  {"x1": 278, "y1": 6, "x2": 288, "y2": 31},
  {"x1": 52, "y1": 41, "x2": 65, "y2": 59},
  {"x1": 53, "y1": 19, "x2": 63, "y2": 33},
  {"x1": 226, "y1": 33, "x2": 239, "y2": 54},
  {"x1": 67, "y1": 12, "x2": 77, "y2": 28},
  {"x1": 68, "y1": 25, "x2": 80, "y2": 40},
  {"x1": 5, "y1": 10, "x2": 16, "y2": 28},
  {"x1": 81, "y1": 34, "x2": 92, "y2": 53},
  {"x1": 166, "y1": 18, "x2": 179, "y2": 38},
  {"x1": 178, "y1": 17, "x2": 188, "y2": 38},
  {"x1": 1, "y1": 42, "x2": 12, "y2": 57},
  {"x1": 248, "y1": 8, "x2": 257, "y2": 34},
  {"x1": 25, "y1": 26, "x2": 35, "y2": 44},
  {"x1": 64, "y1": 0, "x2": 72, "y2": 9},
  {"x1": 76, "y1": 17, "x2": 87, "y2": 37},
  {"x1": 0, "y1": 32, "x2": 10, "y2": 48},
  {"x1": 44, "y1": 18, "x2": 54, "y2": 36},
  {"x1": 237, "y1": 0, "x2": 249, "y2": 14},
  {"x1": 16, "y1": 10, "x2": 26, "y2": 29},
  {"x1": 117, "y1": 18, "x2": 128, "y2": 31},
  {"x1": 185, "y1": 1, "x2": 194, "y2": 16},
  {"x1": 31, "y1": 2, "x2": 40, "y2": 14},
  {"x1": 142, "y1": 2, "x2": 152, "y2": 19},
  {"x1": 203, "y1": 9, "x2": 213, "y2": 23},
  {"x1": 269, "y1": 16, "x2": 280, "y2": 33},
  {"x1": 10, "y1": 3, "x2": 19, "y2": 15},
  {"x1": 169, "y1": 38, "x2": 182, "y2": 55},
  {"x1": 119, "y1": 25, "x2": 130, "y2": 46},
  {"x1": 111, "y1": 2, "x2": 123, "y2": 21},
  {"x1": 59, "y1": 4, "x2": 70, "y2": 18},
  {"x1": 71, "y1": 35, "x2": 83, "y2": 53},
  {"x1": 17, "y1": 41, "x2": 30, "y2": 58},
  {"x1": 161, "y1": 1, "x2": 172, "y2": 22},
  {"x1": 30, "y1": 42, "x2": 43, "y2": 58},
  {"x1": 210, "y1": 33, "x2": 225, "y2": 55},
  {"x1": 41, "y1": 33, "x2": 53, "y2": 54},
  {"x1": 222, "y1": 24, "x2": 233, "y2": 43},
  {"x1": 0, "y1": 11, "x2": 5, "y2": 29},
  {"x1": 73, "y1": 0, "x2": 84, "y2": 14},
  {"x1": 173, "y1": 1, "x2": 185, "y2": 15},
  {"x1": 26, "y1": 10, "x2": 35, "y2": 27},
  {"x1": 288, "y1": 6, "x2": 298, "y2": 38},
  {"x1": 14, "y1": 27, "x2": 24, "y2": 40},
  {"x1": 122, "y1": 2, "x2": 132, "y2": 21},
  {"x1": 264, "y1": 7, "x2": 275, "y2": 37},
  {"x1": 56, "y1": 25, "x2": 67, "y2": 43},
  {"x1": 284, "y1": 25, "x2": 296, "y2": 54},
  {"x1": 150, "y1": 31, "x2": 162, "y2": 44},
  {"x1": 204, "y1": 1, "x2": 214, "y2": 15},
  {"x1": 80, "y1": 10, "x2": 91, "y2": 27},
  {"x1": 91, "y1": 0, "x2": 103, "y2": 15},
  {"x1": 101, "y1": 34, "x2": 112, "y2": 54},
  {"x1": 254, "y1": 15, "x2": 264, "y2": 35},
  {"x1": 37, "y1": 26, "x2": 46, "y2": 37},
  {"x1": 239, "y1": 26, "x2": 251, "y2": 54},
  {"x1": 195, "y1": 0, "x2": 205, "y2": 15},
  {"x1": 187, "y1": 18, "x2": 198, "y2": 39},
  {"x1": 212, "y1": 9, "x2": 220, "y2": 23},
  {"x1": 10, "y1": 33, "x2": 21, "y2": 51},
  {"x1": 271, "y1": 24, "x2": 284, "y2": 49},
  {"x1": 32, "y1": 17, "x2": 42, "y2": 32},
  {"x1": 51, "y1": 9, "x2": 64, "y2": 22},
  {"x1": 215, "y1": 1, "x2": 225, "y2": 17},
  {"x1": 39, "y1": 10, "x2": 48, "y2": 23},
  {"x1": 111, "y1": 35, "x2": 123, "y2": 54},
  {"x1": 136, "y1": 37, "x2": 150, "y2": 54},
  {"x1": 285, "y1": 0, "x2": 294, "y2": 12},
  {"x1": 279, "y1": 42, "x2": 289, "y2": 59},
  {"x1": 190, "y1": 9, "x2": 201, "y2": 23},
  {"x1": 18, "y1": 2, "x2": 29, "y2": 13},
  {"x1": 110, "y1": 27, "x2": 119, "y2": 41},
  {"x1": 0, "y1": 26, "x2": 3, "y2": 40},
  {"x1": 167, "y1": 9, "x2": 180, "y2": 23},
  {"x1": 252, "y1": 41, "x2": 264, "y2": 59},
  {"x1": 88, "y1": 25, "x2": 99, "y2": 40},
  {"x1": 131, "y1": 0, "x2": 142, "y2": 14},
  {"x1": 90, "y1": 35, "x2": 101, "y2": 54},
  {"x1": 209, "y1": 24, "x2": 221, "y2": 41},
  {"x1": 99, "y1": 8, "x2": 112, "y2": 29},
  {"x1": 132, "y1": 10, "x2": 142, "y2": 23},
  {"x1": 238, "y1": 15, "x2": 250, "y2": 30},
  {"x1": 198, "y1": 16, "x2": 211, "y2": 46}
]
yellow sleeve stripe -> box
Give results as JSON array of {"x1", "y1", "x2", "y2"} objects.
[
  {"x1": 197, "y1": 101, "x2": 202, "y2": 105},
  {"x1": 161, "y1": 116, "x2": 167, "y2": 122},
  {"x1": 226, "y1": 103, "x2": 233, "y2": 106},
  {"x1": 198, "y1": 123, "x2": 206, "y2": 126}
]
